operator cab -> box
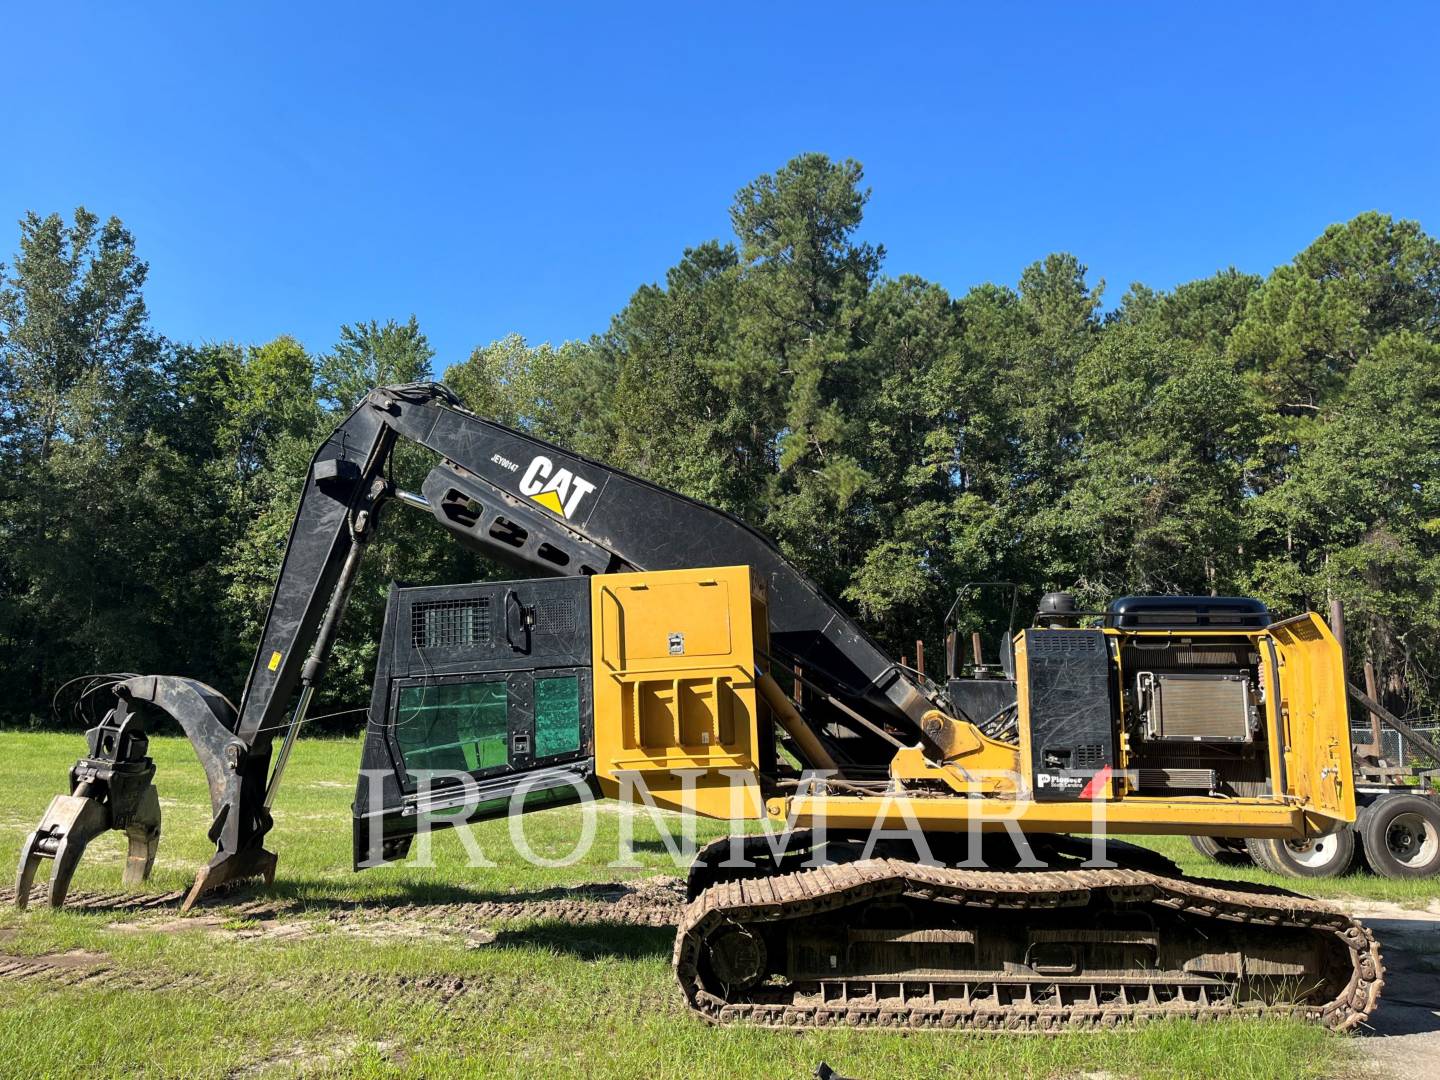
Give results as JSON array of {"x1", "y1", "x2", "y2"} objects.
[{"x1": 351, "y1": 577, "x2": 597, "y2": 867}]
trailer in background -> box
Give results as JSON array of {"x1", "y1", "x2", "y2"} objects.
[{"x1": 1195, "y1": 683, "x2": 1440, "y2": 879}]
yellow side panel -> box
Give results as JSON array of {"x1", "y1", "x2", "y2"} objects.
[
  {"x1": 1266, "y1": 613, "x2": 1356, "y2": 824},
  {"x1": 1012, "y1": 632, "x2": 1035, "y2": 792},
  {"x1": 591, "y1": 565, "x2": 765, "y2": 818}
]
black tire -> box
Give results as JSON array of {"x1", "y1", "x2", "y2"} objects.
[
  {"x1": 1190, "y1": 835, "x2": 1223, "y2": 859},
  {"x1": 1245, "y1": 836, "x2": 1281, "y2": 874},
  {"x1": 1246, "y1": 828, "x2": 1357, "y2": 879},
  {"x1": 1359, "y1": 794, "x2": 1440, "y2": 879},
  {"x1": 1189, "y1": 835, "x2": 1253, "y2": 866}
]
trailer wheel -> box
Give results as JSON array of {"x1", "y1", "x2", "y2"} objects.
[
  {"x1": 1246, "y1": 828, "x2": 1356, "y2": 878},
  {"x1": 1360, "y1": 794, "x2": 1440, "y2": 878},
  {"x1": 1188, "y1": 835, "x2": 1252, "y2": 865}
]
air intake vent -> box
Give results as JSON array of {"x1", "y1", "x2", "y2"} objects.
[
  {"x1": 411, "y1": 597, "x2": 492, "y2": 648},
  {"x1": 537, "y1": 597, "x2": 578, "y2": 633},
  {"x1": 1074, "y1": 744, "x2": 1106, "y2": 769},
  {"x1": 1029, "y1": 631, "x2": 1103, "y2": 656}
]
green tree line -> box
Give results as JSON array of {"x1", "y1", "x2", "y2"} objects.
[{"x1": 3, "y1": 155, "x2": 1438, "y2": 729}]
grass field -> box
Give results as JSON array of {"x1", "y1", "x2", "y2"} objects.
[{"x1": 0, "y1": 732, "x2": 1431, "y2": 1079}]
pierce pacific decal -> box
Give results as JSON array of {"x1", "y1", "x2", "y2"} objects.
[{"x1": 518, "y1": 455, "x2": 597, "y2": 519}]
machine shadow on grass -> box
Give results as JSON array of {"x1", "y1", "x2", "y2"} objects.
[{"x1": 488, "y1": 921, "x2": 675, "y2": 961}]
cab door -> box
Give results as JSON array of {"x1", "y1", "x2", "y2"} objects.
[{"x1": 352, "y1": 577, "x2": 595, "y2": 867}]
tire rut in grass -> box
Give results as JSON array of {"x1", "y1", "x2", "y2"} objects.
[
  {"x1": 4, "y1": 877, "x2": 687, "y2": 926},
  {"x1": 328, "y1": 877, "x2": 688, "y2": 932},
  {"x1": 0, "y1": 948, "x2": 490, "y2": 1004},
  {"x1": 3, "y1": 886, "x2": 190, "y2": 912},
  {"x1": 1, "y1": 877, "x2": 687, "y2": 1002}
]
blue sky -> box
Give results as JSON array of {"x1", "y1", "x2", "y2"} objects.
[{"x1": 3, "y1": 3, "x2": 1437, "y2": 371}]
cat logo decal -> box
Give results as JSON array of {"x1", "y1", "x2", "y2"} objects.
[{"x1": 518, "y1": 455, "x2": 597, "y2": 519}]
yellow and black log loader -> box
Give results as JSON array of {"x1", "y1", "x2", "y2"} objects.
[{"x1": 16, "y1": 383, "x2": 1383, "y2": 1031}]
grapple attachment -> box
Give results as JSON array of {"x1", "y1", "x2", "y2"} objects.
[
  {"x1": 16, "y1": 694, "x2": 162, "y2": 909},
  {"x1": 14, "y1": 675, "x2": 275, "y2": 912}
]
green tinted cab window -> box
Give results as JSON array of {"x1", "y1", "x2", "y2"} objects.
[
  {"x1": 534, "y1": 675, "x2": 581, "y2": 757},
  {"x1": 394, "y1": 681, "x2": 508, "y2": 777}
]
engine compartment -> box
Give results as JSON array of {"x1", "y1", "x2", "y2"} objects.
[{"x1": 1119, "y1": 635, "x2": 1272, "y2": 799}]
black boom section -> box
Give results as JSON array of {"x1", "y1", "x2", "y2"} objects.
[
  {"x1": 382, "y1": 387, "x2": 930, "y2": 729},
  {"x1": 235, "y1": 401, "x2": 395, "y2": 746}
]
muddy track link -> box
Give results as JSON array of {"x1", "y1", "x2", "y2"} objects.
[{"x1": 673, "y1": 859, "x2": 1383, "y2": 1032}]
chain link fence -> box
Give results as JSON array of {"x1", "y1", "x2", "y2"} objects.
[{"x1": 1352, "y1": 722, "x2": 1440, "y2": 769}]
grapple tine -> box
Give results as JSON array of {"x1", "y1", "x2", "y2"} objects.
[
  {"x1": 181, "y1": 846, "x2": 277, "y2": 913},
  {"x1": 14, "y1": 828, "x2": 44, "y2": 910},
  {"x1": 14, "y1": 794, "x2": 113, "y2": 909},
  {"x1": 121, "y1": 785, "x2": 162, "y2": 887}
]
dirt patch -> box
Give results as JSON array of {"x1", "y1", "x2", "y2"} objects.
[
  {"x1": 228, "y1": 919, "x2": 312, "y2": 941},
  {"x1": 0, "y1": 949, "x2": 124, "y2": 990},
  {"x1": 28, "y1": 948, "x2": 105, "y2": 968},
  {"x1": 107, "y1": 915, "x2": 313, "y2": 941},
  {"x1": 107, "y1": 915, "x2": 226, "y2": 934},
  {"x1": 233, "y1": 1036, "x2": 359, "y2": 1078}
]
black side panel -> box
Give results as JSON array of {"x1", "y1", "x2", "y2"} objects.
[
  {"x1": 352, "y1": 577, "x2": 595, "y2": 867},
  {"x1": 946, "y1": 678, "x2": 1017, "y2": 727},
  {"x1": 1023, "y1": 630, "x2": 1115, "y2": 801},
  {"x1": 393, "y1": 578, "x2": 591, "y2": 674}
]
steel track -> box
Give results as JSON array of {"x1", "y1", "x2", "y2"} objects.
[{"x1": 674, "y1": 859, "x2": 1384, "y2": 1031}]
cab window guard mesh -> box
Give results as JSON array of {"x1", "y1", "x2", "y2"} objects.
[{"x1": 411, "y1": 597, "x2": 492, "y2": 648}]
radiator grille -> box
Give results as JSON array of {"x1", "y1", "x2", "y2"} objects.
[
  {"x1": 1126, "y1": 750, "x2": 1268, "y2": 798},
  {"x1": 1142, "y1": 673, "x2": 1252, "y2": 742},
  {"x1": 1121, "y1": 642, "x2": 1252, "y2": 671},
  {"x1": 1134, "y1": 767, "x2": 1218, "y2": 791}
]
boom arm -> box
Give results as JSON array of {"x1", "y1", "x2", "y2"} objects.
[
  {"x1": 45, "y1": 382, "x2": 933, "y2": 908},
  {"x1": 242, "y1": 383, "x2": 930, "y2": 749}
]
